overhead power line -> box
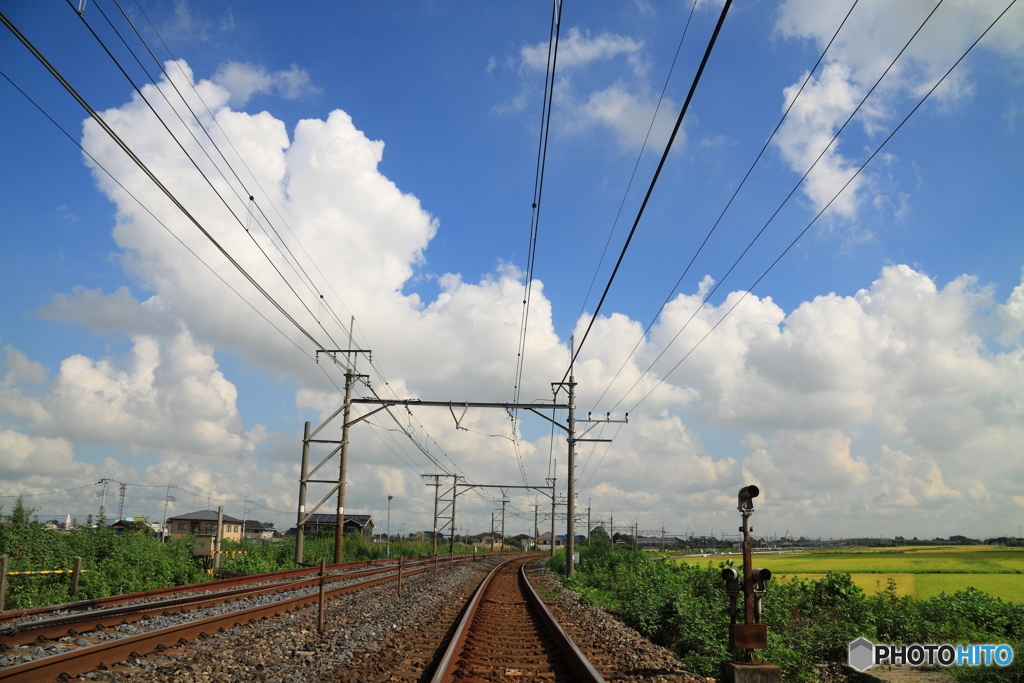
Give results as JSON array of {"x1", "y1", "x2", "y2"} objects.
[
  {"x1": 588, "y1": 0, "x2": 861, "y2": 413},
  {"x1": 604, "y1": 0, "x2": 946, "y2": 414},
  {"x1": 560, "y1": 0, "x2": 734, "y2": 385},
  {"x1": 0, "y1": 10, "x2": 332, "y2": 358},
  {"x1": 625, "y1": 0, "x2": 1017, "y2": 414}
]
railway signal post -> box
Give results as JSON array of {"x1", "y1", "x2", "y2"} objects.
[{"x1": 721, "y1": 484, "x2": 780, "y2": 683}]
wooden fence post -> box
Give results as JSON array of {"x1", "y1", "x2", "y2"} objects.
[{"x1": 70, "y1": 557, "x2": 82, "y2": 599}]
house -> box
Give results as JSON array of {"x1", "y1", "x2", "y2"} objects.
[
  {"x1": 284, "y1": 513, "x2": 375, "y2": 541},
  {"x1": 472, "y1": 532, "x2": 503, "y2": 549},
  {"x1": 166, "y1": 510, "x2": 244, "y2": 542},
  {"x1": 536, "y1": 532, "x2": 585, "y2": 551},
  {"x1": 243, "y1": 520, "x2": 274, "y2": 540}
]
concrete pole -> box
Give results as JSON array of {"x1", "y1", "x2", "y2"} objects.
[
  {"x1": 448, "y1": 477, "x2": 457, "y2": 557},
  {"x1": 500, "y1": 499, "x2": 507, "y2": 552},
  {"x1": 431, "y1": 476, "x2": 440, "y2": 556},
  {"x1": 566, "y1": 373, "x2": 576, "y2": 576},
  {"x1": 334, "y1": 370, "x2": 354, "y2": 565},
  {"x1": 295, "y1": 421, "x2": 311, "y2": 564},
  {"x1": 550, "y1": 465, "x2": 557, "y2": 559},
  {"x1": 534, "y1": 505, "x2": 539, "y2": 550},
  {"x1": 214, "y1": 506, "x2": 224, "y2": 571}
]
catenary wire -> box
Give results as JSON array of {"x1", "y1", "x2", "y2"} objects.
[
  {"x1": 625, "y1": 0, "x2": 1017, "y2": 415},
  {"x1": 604, "y1": 0, "x2": 947, "y2": 414},
  {"x1": 0, "y1": 68, "x2": 316, "y2": 365},
  {"x1": 511, "y1": 0, "x2": 565, "y2": 489},
  {"x1": 71, "y1": 0, "x2": 351, "y2": 357},
  {"x1": 574, "y1": 0, "x2": 701, "y2": 324},
  {"x1": 588, "y1": 0, "x2": 861, "y2": 413},
  {"x1": 559, "y1": 0, "x2": 734, "y2": 385}
]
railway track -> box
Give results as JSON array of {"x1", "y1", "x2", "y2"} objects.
[
  {"x1": 1, "y1": 555, "x2": 691, "y2": 682},
  {"x1": 0, "y1": 553, "x2": 483, "y2": 682},
  {"x1": 431, "y1": 556, "x2": 604, "y2": 682}
]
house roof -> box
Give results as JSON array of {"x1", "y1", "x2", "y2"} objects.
[
  {"x1": 472, "y1": 532, "x2": 500, "y2": 540},
  {"x1": 244, "y1": 520, "x2": 269, "y2": 531},
  {"x1": 166, "y1": 510, "x2": 244, "y2": 523},
  {"x1": 301, "y1": 513, "x2": 373, "y2": 527}
]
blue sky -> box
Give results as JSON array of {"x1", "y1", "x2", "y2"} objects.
[{"x1": 1, "y1": 0, "x2": 1022, "y2": 541}]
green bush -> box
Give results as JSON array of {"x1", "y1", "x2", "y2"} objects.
[{"x1": 549, "y1": 543, "x2": 1024, "y2": 682}]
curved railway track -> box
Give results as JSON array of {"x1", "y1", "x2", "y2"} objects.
[{"x1": 0, "y1": 554, "x2": 483, "y2": 682}]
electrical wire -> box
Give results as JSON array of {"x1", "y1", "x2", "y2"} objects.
[
  {"x1": 510, "y1": 0, "x2": 565, "y2": 489},
  {"x1": 0, "y1": 67, "x2": 316, "y2": 365},
  {"x1": 560, "y1": 0, "x2": 734, "y2": 385},
  {"x1": 627, "y1": 0, "x2": 1016, "y2": 414},
  {"x1": 588, "y1": 0, "x2": 861, "y2": 413},
  {"x1": 574, "y1": 0, "x2": 701, "y2": 324},
  {"x1": 0, "y1": 12, "x2": 335, "y2": 363},
  {"x1": 604, "y1": 0, "x2": 946, "y2": 414}
]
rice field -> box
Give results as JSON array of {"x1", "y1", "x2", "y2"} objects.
[{"x1": 675, "y1": 545, "x2": 1024, "y2": 603}]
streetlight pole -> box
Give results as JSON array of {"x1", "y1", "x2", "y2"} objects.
[{"x1": 387, "y1": 495, "x2": 393, "y2": 559}]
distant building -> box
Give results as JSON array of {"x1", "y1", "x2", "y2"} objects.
[
  {"x1": 283, "y1": 514, "x2": 375, "y2": 542},
  {"x1": 243, "y1": 520, "x2": 274, "y2": 540},
  {"x1": 166, "y1": 510, "x2": 244, "y2": 542},
  {"x1": 472, "y1": 532, "x2": 503, "y2": 549}
]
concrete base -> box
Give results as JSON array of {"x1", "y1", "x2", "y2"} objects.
[{"x1": 722, "y1": 661, "x2": 782, "y2": 683}]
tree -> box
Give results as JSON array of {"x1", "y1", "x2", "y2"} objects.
[
  {"x1": 4, "y1": 496, "x2": 36, "y2": 525},
  {"x1": 262, "y1": 521, "x2": 275, "y2": 528}
]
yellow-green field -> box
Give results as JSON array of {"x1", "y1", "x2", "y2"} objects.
[{"x1": 675, "y1": 546, "x2": 1024, "y2": 603}]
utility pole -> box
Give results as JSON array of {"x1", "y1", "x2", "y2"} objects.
[
  {"x1": 587, "y1": 499, "x2": 591, "y2": 544},
  {"x1": 98, "y1": 477, "x2": 113, "y2": 520},
  {"x1": 334, "y1": 365, "x2": 355, "y2": 565},
  {"x1": 426, "y1": 474, "x2": 440, "y2": 555},
  {"x1": 161, "y1": 483, "x2": 175, "y2": 542},
  {"x1": 449, "y1": 476, "x2": 458, "y2": 557},
  {"x1": 547, "y1": 461, "x2": 557, "y2": 558},
  {"x1": 117, "y1": 482, "x2": 127, "y2": 521},
  {"x1": 534, "y1": 504, "x2": 539, "y2": 549},
  {"x1": 500, "y1": 498, "x2": 507, "y2": 551},
  {"x1": 293, "y1": 324, "x2": 371, "y2": 565},
  {"x1": 566, "y1": 370, "x2": 576, "y2": 576},
  {"x1": 295, "y1": 421, "x2": 311, "y2": 564}
]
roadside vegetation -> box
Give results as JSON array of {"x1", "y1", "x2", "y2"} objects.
[
  {"x1": 549, "y1": 539, "x2": 1024, "y2": 682},
  {"x1": 0, "y1": 497, "x2": 489, "y2": 611}
]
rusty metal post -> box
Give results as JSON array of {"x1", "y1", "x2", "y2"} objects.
[
  {"x1": 317, "y1": 558, "x2": 326, "y2": 633},
  {"x1": 398, "y1": 556, "x2": 403, "y2": 597},
  {"x1": 738, "y1": 485, "x2": 759, "y2": 663},
  {"x1": 70, "y1": 557, "x2": 82, "y2": 598},
  {"x1": 0, "y1": 555, "x2": 7, "y2": 612}
]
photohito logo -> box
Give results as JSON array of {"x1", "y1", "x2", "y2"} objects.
[{"x1": 848, "y1": 638, "x2": 1015, "y2": 671}]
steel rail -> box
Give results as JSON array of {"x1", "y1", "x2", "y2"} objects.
[
  {"x1": 0, "y1": 555, "x2": 428, "y2": 625},
  {"x1": 0, "y1": 556, "x2": 452, "y2": 646},
  {"x1": 430, "y1": 556, "x2": 603, "y2": 683},
  {"x1": 0, "y1": 555, "x2": 482, "y2": 682},
  {"x1": 518, "y1": 562, "x2": 605, "y2": 682}
]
